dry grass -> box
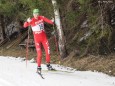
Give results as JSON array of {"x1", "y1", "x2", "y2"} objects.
[{"x1": 62, "y1": 54, "x2": 115, "y2": 76}]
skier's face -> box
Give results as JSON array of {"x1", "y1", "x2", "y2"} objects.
[{"x1": 33, "y1": 13, "x2": 39, "y2": 19}]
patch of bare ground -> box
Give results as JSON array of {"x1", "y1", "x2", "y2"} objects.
[{"x1": 62, "y1": 54, "x2": 115, "y2": 76}]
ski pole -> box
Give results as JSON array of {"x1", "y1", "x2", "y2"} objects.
[{"x1": 26, "y1": 26, "x2": 30, "y2": 67}]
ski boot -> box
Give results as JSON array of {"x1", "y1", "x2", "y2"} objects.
[
  {"x1": 46, "y1": 63, "x2": 55, "y2": 71},
  {"x1": 37, "y1": 66, "x2": 42, "y2": 73}
]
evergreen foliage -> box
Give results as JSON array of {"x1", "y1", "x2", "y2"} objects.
[
  {"x1": 0, "y1": 0, "x2": 54, "y2": 20},
  {"x1": 0, "y1": 0, "x2": 115, "y2": 56}
]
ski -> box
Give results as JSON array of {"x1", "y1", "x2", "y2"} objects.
[
  {"x1": 36, "y1": 72, "x2": 45, "y2": 79},
  {"x1": 43, "y1": 69, "x2": 75, "y2": 73}
]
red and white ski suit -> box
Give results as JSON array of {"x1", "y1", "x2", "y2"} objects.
[{"x1": 23, "y1": 16, "x2": 54, "y2": 67}]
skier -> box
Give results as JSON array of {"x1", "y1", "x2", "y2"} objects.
[{"x1": 23, "y1": 9, "x2": 54, "y2": 73}]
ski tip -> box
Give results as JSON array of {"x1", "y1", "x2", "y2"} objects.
[{"x1": 36, "y1": 72, "x2": 45, "y2": 79}]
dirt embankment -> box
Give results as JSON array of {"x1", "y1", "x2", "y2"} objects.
[{"x1": 61, "y1": 54, "x2": 115, "y2": 76}]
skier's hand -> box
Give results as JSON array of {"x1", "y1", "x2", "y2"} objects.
[
  {"x1": 51, "y1": 17, "x2": 55, "y2": 22},
  {"x1": 27, "y1": 17, "x2": 31, "y2": 23}
]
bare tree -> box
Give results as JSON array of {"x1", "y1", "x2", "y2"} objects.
[{"x1": 51, "y1": 0, "x2": 67, "y2": 59}]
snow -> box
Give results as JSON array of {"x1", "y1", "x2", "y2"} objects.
[{"x1": 0, "y1": 56, "x2": 115, "y2": 86}]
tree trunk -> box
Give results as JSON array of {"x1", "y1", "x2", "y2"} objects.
[
  {"x1": 0, "y1": 15, "x2": 6, "y2": 43},
  {"x1": 51, "y1": 0, "x2": 67, "y2": 59}
]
